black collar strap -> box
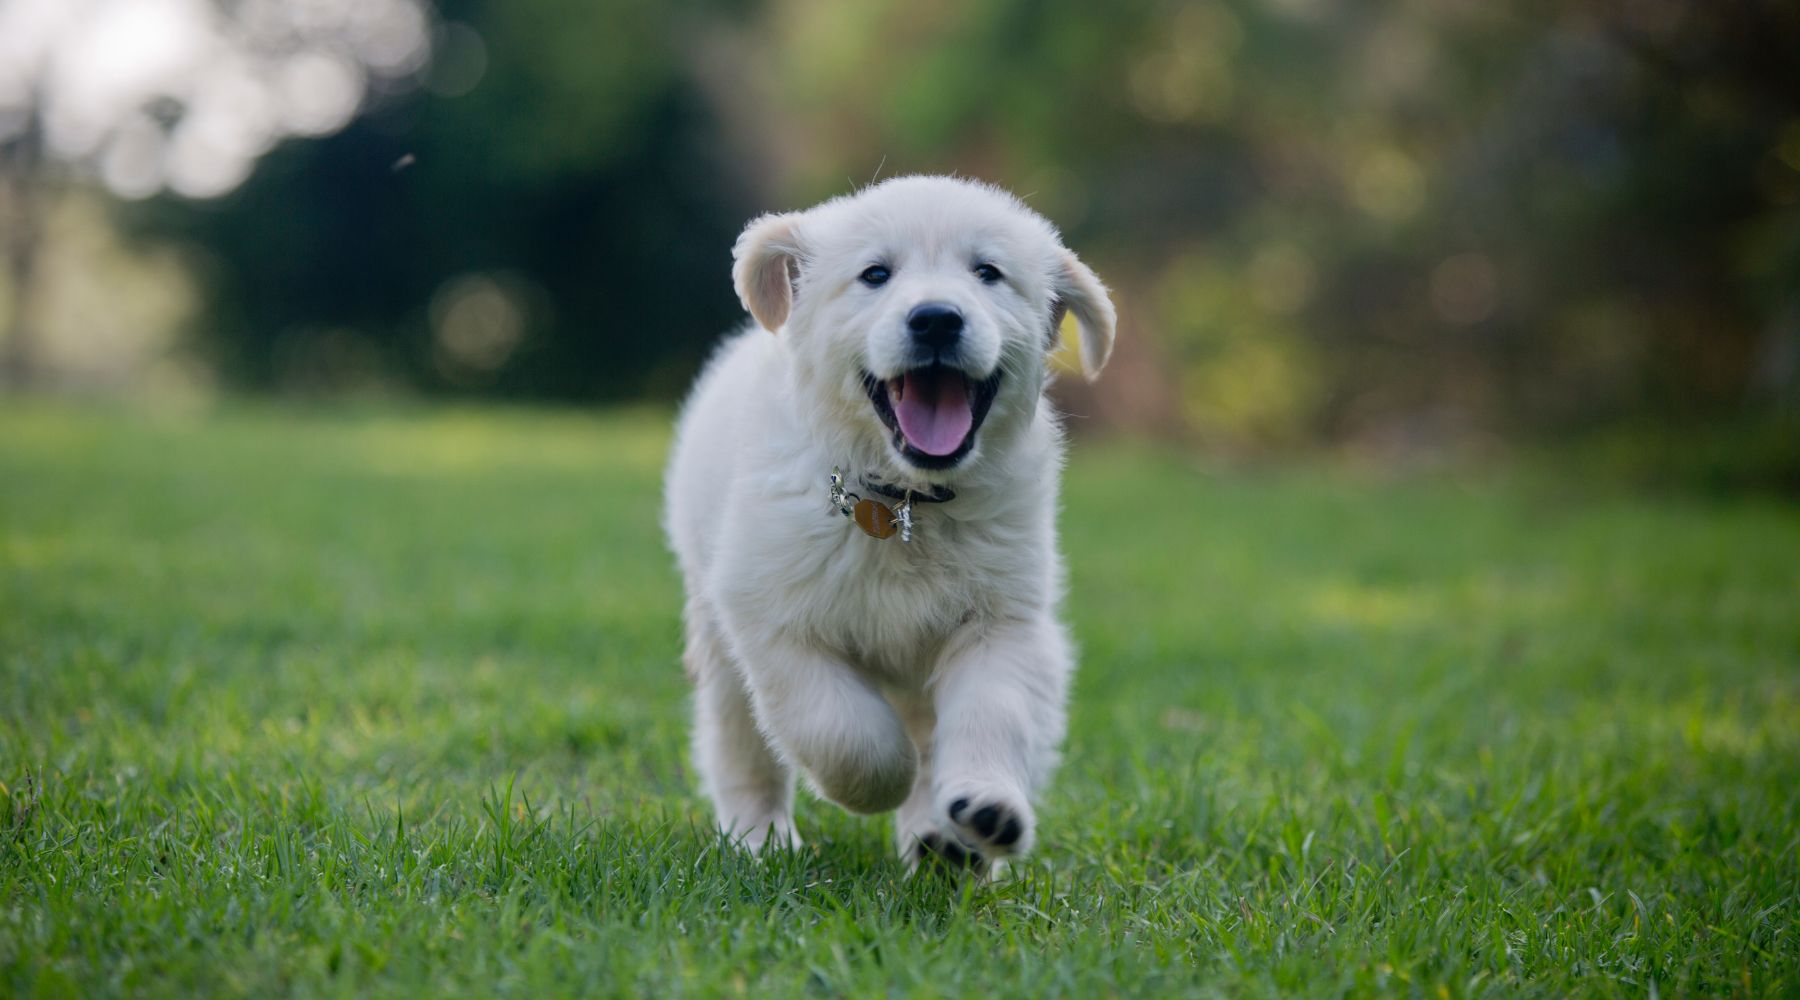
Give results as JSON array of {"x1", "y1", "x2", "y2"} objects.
[{"x1": 860, "y1": 475, "x2": 955, "y2": 504}]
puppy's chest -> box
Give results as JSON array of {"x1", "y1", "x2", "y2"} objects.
[{"x1": 797, "y1": 520, "x2": 995, "y2": 670}]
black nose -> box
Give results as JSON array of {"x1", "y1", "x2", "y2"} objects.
[{"x1": 906, "y1": 302, "x2": 964, "y2": 351}]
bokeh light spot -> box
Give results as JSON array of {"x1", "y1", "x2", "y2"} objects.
[{"x1": 431, "y1": 273, "x2": 531, "y2": 380}]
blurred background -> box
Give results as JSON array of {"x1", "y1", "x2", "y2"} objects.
[{"x1": 2, "y1": 0, "x2": 1797, "y2": 489}]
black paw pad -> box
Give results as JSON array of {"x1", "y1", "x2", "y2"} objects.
[
  {"x1": 915, "y1": 833, "x2": 941, "y2": 860},
  {"x1": 996, "y1": 816, "x2": 1022, "y2": 846},
  {"x1": 947, "y1": 797, "x2": 1027, "y2": 853},
  {"x1": 914, "y1": 832, "x2": 984, "y2": 869},
  {"x1": 972, "y1": 805, "x2": 1000, "y2": 838}
]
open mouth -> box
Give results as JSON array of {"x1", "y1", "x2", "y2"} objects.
[{"x1": 862, "y1": 364, "x2": 1003, "y2": 469}]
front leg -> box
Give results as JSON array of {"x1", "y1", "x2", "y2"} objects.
[
  {"x1": 893, "y1": 697, "x2": 989, "y2": 873},
  {"x1": 732, "y1": 628, "x2": 918, "y2": 815},
  {"x1": 928, "y1": 616, "x2": 1071, "y2": 861}
]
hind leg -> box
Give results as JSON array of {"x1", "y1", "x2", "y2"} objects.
[{"x1": 686, "y1": 601, "x2": 798, "y2": 851}]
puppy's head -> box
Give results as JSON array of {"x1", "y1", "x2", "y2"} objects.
[{"x1": 732, "y1": 175, "x2": 1115, "y2": 474}]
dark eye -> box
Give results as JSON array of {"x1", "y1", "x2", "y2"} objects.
[
  {"x1": 859, "y1": 264, "x2": 891, "y2": 287},
  {"x1": 973, "y1": 263, "x2": 1004, "y2": 284}
]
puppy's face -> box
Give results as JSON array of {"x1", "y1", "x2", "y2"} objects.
[{"x1": 734, "y1": 176, "x2": 1115, "y2": 474}]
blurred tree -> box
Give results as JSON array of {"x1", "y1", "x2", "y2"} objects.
[
  {"x1": 748, "y1": 0, "x2": 1800, "y2": 469},
  {"x1": 0, "y1": 0, "x2": 441, "y2": 388},
  {"x1": 9, "y1": 0, "x2": 1797, "y2": 486},
  {"x1": 119, "y1": 0, "x2": 763, "y2": 400},
  {"x1": 0, "y1": 100, "x2": 44, "y2": 388}
]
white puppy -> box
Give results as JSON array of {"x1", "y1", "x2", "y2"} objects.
[{"x1": 664, "y1": 175, "x2": 1115, "y2": 871}]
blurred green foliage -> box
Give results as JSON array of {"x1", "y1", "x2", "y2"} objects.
[
  {"x1": 88, "y1": 0, "x2": 1800, "y2": 474},
  {"x1": 751, "y1": 0, "x2": 1800, "y2": 448}
]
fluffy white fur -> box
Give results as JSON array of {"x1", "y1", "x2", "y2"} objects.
[{"x1": 664, "y1": 175, "x2": 1115, "y2": 871}]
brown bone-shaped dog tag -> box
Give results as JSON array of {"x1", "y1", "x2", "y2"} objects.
[{"x1": 852, "y1": 498, "x2": 898, "y2": 539}]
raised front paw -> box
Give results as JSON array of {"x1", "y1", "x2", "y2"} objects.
[{"x1": 941, "y1": 786, "x2": 1033, "y2": 858}]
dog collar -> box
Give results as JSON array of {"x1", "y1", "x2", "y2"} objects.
[
  {"x1": 828, "y1": 468, "x2": 954, "y2": 542},
  {"x1": 860, "y1": 474, "x2": 955, "y2": 505}
]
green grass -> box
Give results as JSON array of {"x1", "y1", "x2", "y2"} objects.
[{"x1": 2, "y1": 403, "x2": 1796, "y2": 998}]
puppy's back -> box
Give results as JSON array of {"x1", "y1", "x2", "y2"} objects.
[{"x1": 664, "y1": 327, "x2": 778, "y2": 584}]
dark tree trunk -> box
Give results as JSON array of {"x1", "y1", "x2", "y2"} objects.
[{"x1": 1, "y1": 99, "x2": 46, "y2": 391}]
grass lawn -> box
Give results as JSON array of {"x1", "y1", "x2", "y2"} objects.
[{"x1": 2, "y1": 403, "x2": 1796, "y2": 997}]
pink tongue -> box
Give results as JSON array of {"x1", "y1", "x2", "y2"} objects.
[{"x1": 893, "y1": 369, "x2": 974, "y2": 456}]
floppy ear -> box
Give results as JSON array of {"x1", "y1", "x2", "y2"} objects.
[
  {"x1": 732, "y1": 212, "x2": 803, "y2": 333},
  {"x1": 1052, "y1": 249, "x2": 1117, "y2": 380}
]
